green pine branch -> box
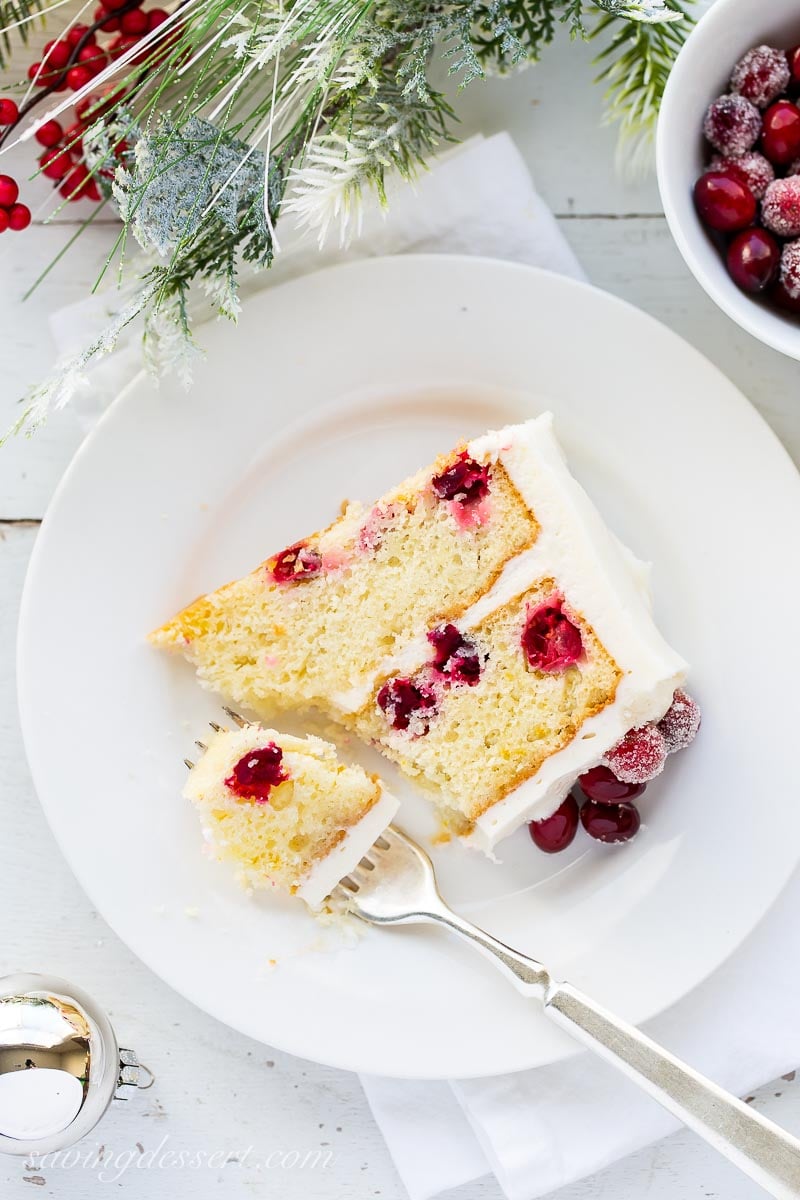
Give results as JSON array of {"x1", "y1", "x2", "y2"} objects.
[{"x1": 0, "y1": 0, "x2": 48, "y2": 71}]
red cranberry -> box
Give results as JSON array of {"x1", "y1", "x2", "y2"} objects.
[
  {"x1": 77, "y1": 45, "x2": 108, "y2": 74},
  {"x1": 60, "y1": 163, "x2": 91, "y2": 201},
  {"x1": 730, "y1": 45, "x2": 790, "y2": 109},
  {"x1": 66, "y1": 65, "x2": 94, "y2": 91},
  {"x1": 94, "y1": 5, "x2": 119, "y2": 30},
  {"x1": 66, "y1": 24, "x2": 95, "y2": 46},
  {"x1": 577, "y1": 766, "x2": 645, "y2": 803},
  {"x1": 763, "y1": 177, "x2": 800, "y2": 237},
  {"x1": 605, "y1": 724, "x2": 667, "y2": 785},
  {"x1": 780, "y1": 240, "x2": 800, "y2": 299},
  {"x1": 693, "y1": 170, "x2": 756, "y2": 232},
  {"x1": 657, "y1": 689, "x2": 701, "y2": 753},
  {"x1": 431, "y1": 452, "x2": 490, "y2": 505},
  {"x1": 148, "y1": 8, "x2": 169, "y2": 30},
  {"x1": 0, "y1": 98, "x2": 19, "y2": 125},
  {"x1": 771, "y1": 278, "x2": 800, "y2": 313},
  {"x1": 789, "y1": 46, "x2": 800, "y2": 88},
  {"x1": 0, "y1": 175, "x2": 19, "y2": 207},
  {"x1": 121, "y1": 9, "x2": 149, "y2": 35},
  {"x1": 34, "y1": 119, "x2": 63, "y2": 148},
  {"x1": 268, "y1": 543, "x2": 322, "y2": 583},
  {"x1": 0, "y1": 209, "x2": 9, "y2": 234},
  {"x1": 40, "y1": 148, "x2": 73, "y2": 181},
  {"x1": 726, "y1": 228, "x2": 780, "y2": 293},
  {"x1": 427, "y1": 624, "x2": 482, "y2": 685},
  {"x1": 8, "y1": 204, "x2": 31, "y2": 231},
  {"x1": 521, "y1": 597, "x2": 583, "y2": 673},
  {"x1": 709, "y1": 151, "x2": 774, "y2": 199},
  {"x1": 377, "y1": 677, "x2": 437, "y2": 733},
  {"x1": 224, "y1": 744, "x2": 287, "y2": 803},
  {"x1": 703, "y1": 94, "x2": 761, "y2": 156},
  {"x1": 103, "y1": 0, "x2": 144, "y2": 9},
  {"x1": 581, "y1": 800, "x2": 641, "y2": 844},
  {"x1": 761, "y1": 100, "x2": 800, "y2": 165},
  {"x1": 63, "y1": 122, "x2": 85, "y2": 153},
  {"x1": 43, "y1": 39, "x2": 71, "y2": 70},
  {"x1": 529, "y1": 795, "x2": 579, "y2": 854}
]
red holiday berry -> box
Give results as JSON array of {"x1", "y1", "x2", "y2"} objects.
[
  {"x1": 703, "y1": 94, "x2": 761, "y2": 156},
  {"x1": 762, "y1": 177, "x2": 800, "y2": 237},
  {"x1": 0, "y1": 98, "x2": 19, "y2": 125},
  {"x1": 104, "y1": 0, "x2": 144, "y2": 8},
  {"x1": 109, "y1": 34, "x2": 144, "y2": 61},
  {"x1": 427, "y1": 624, "x2": 482, "y2": 685},
  {"x1": 66, "y1": 24, "x2": 96, "y2": 47},
  {"x1": 431, "y1": 452, "x2": 491, "y2": 505},
  {"x1": 779, "y1": 240, "x2": 800, "y2": 301},
  {"x1": 580, "y1": 800, "x2": 641, "y2": 844},
  {"x1": 0, "y1": 209, "x2": 9, "y2": 233},
  {"x1": 709, "y1": 151, "x2": 774, "y2": 199},
  {"x1": 730, "y1": 45, "x2": 790, "y2": 109},
  {"x1": 34, "y1": 119, "x2": 63, "y2": 148},
  {"x1": 377, "y1": 677, "x2": 437, "y2": 733},
  {"x1": 577, "y1": 766, "x2": 645, "y2": 803},
  {"x1": 8, "y1": 203, "x2": 31, "y2": 231},
  {"x1": 693, "y1": 170, "x2": 756, "y2": 232},
  {"x1": 605, "y1": 724, "x2": 667, "y2": 785},
  {"x1": 66, "y1": 65, "x2": 94, "y2": 91},
  {"x1": 147, "y1": 9, "x2": 169, "y2": 30},
  {"x1": 789, "y1": 46, "x2": 800, "y2": 88},
  {"x1": 770, "y1": 278, "x2": 800, "y2": 313},
  {"x1": 60, "y1": 163, "x2": 92, "y2": 200},
  {"x1": 656, "y1": 688, "x2": 701, "y2": 754},
  {"x1": 761, "y1": 100, "x2": 800, "y2": 166},
  {"x1": 40, "y1": 147, "x2": 73, "y2": 180},
  {"x1": 529, "y1": 795, "x2": 580, "y2": 854},
  {"x1": 726, "y1": 227, "x2": 780, "y2": 294},
  {"x1": 77, "y1": 45, "x2": 108, "y2": 75},
  {"x1": 43, "y1": 39, "x2": 71, "y2": 70},
  {"x1": 0, "y1": 174, "x2": 19, "y2": 207},
  {"x1": 268, "y1": 543, "x2": 322, "y2": 583},
  {"x1": 63, "y1": 122, "x2": 85, "y2": 154},
  {"x1": 121, "y1": 8, "x2": 149, "y2": 35},
  {"x1": 225, "y1": 744, "x2": 288, "y2": 803},
  {"x1": 94, "y1": 5, "x2": 119, "y2": 30},
  {"x1": 27, "y1": 63, "x2": 48, "y2": 86},
  {"x1": 521, "y1": 596, "x2": 583, "y2": 674}
]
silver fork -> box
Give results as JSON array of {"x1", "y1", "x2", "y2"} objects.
[{"x1": 332, "y1": 826, "x2": 800, "y2": 1200}]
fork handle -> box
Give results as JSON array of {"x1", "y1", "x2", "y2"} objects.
[
  {"x1": 543, "y1": 981, "x2": 800, "y2": 1200},
  {"x1": 430, "y1": 910, "x2": 800, "y2": 1198}
]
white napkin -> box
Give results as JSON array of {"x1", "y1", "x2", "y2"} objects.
[{"x1": 48, "y1": 130, "x2": 800, "y2": 1200}]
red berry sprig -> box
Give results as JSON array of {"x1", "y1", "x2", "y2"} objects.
[{"x1": 0, "y1": 174, "x2": 31, "y2": 234}]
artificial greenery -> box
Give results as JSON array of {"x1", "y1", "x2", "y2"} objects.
[{"x1": 0, "y1": 0, "x2": 694, "y2": 435}]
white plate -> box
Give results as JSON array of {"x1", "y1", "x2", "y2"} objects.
[{"x1": 18, "y1": 256, "x2": 800, "y2": 1080}]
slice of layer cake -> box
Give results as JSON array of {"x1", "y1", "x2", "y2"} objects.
[
  {"x1": 155, "y1": 413, "x2": 696, "y2": 851},
  {"x1": 184, "y1": 720, "x2": 398, "y2": 908}
]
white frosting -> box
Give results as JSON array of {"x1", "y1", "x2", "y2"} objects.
[
  {"x1": 296, "y1": 787, "x2": 399, "y2": 908},
  {"x1": 466, "y1": 414, "x2": 686, "y2": 849}
]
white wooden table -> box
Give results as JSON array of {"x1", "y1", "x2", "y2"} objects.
[{"x1": 2, "y1": 16, "x2": 799, "y2": 1200}]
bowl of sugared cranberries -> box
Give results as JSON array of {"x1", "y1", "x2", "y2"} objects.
[{"x1": 657, "y1": 0, "x2": 800, "y2": 358}]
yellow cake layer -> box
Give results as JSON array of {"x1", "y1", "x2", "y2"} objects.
[
  {"x1": 350, "y1": 579, "x2": 621, "y2": 827},
  {"x1": 150, "y1": 451, "x2": 538, "y2": 717}
]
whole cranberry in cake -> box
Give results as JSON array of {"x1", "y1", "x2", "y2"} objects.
[
  {"x1": 780, "y1": 240, "x2": 800, "y2": 300},
  {"x1": 580, "y1": 800, "x2": 641, "y2": 844},
  {"x1": 726, "y1": 228, "x2": 780, "y2": 294},
  {"x1": 529, "y1": 795, "x2": 579, "y2": 854},
  {"x1": 225, "y1": 744, "x2": 288, "y2": 802},
  {"x1": 427, "y1": 624, "x2": 482, "y2": 685},
  {"x1": 702, "y1": 94, "x2": 761, "y2": 156},
  {"x1": 709, "y1": 151, "x2": 774, "y2": 199},
  {"x1": 377, "y1": 677, "x2": 437, "y2": 733},
  {"x1": 431, "y1": 452, "x2": 490, "y2": 506},
  {"x1": 657, "y1": 689, "x2": 701, "y2": 754},
  {"x1": 693, "y1": 170, "x2": 756, "y2": 233},
  {"x1": 521, "y1": 596, "x2": 583, "y2": 674},
  {"x1": 730, "y1": 45, "x2": 790, "y2": 109},
  {"x1": 604, "y1": 724, "x2": 667, "y2": 785},
  {"x1": 268, "y1": 542, "x2": 322, "y2": 583},
  {"x1": 762, "y1": 177, "x2": 800, "y2": 237},
  {"x1": 577, "y1": 766, "x2": 645, "y2": 803},
  {"x1": 761, "y1": 99, "x2": 800, "y2": 165}
]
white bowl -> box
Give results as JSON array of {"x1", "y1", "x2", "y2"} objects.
[{"x1": 657, "y1": 0, "x2": 800, "y2": 359}]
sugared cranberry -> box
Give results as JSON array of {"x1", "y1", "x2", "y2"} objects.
[
  {"x1": 580, "y1": 800, "x2": 641, "y2": 844},
  {"x1": 709, "y1": 151, "x2": 774, "y2": 199},
  {"x1": 0, "y1": 174, "x2": 19, "y2": 207},
  {"x1": 521, "y1": 597, "x2": 583, "y2": 674},
  {"x1": 605, "y1": 724, "x2": 667, "y2": 785},
  {"x1": 8, "y1": 204, "x2": 31, "y2": 231},
  {"x1": 577, "y1": 766, "x2": 645, "y2": 803},
  {"x1": 693, "y1": 170, "x2": 756, "y2": 232},
  {"x1": 0, "y1": 98, "x2": 19, "y2": 125},
  {"x1": 703, "y1": 94, "x2": 761, "y2": 156},
  {"x1": 761, "y1": 100, "x2": 800, "y2": 165},
  {"x1": 762, "y1": 177, "x2": 800, "y2": 237},
  {"x1": 431, "y1": 452, "x2": 490, "y2": 505},
  {"x1": 377, "y1": 677, "x2": 437, "y2": 733},
  {"x1": 657, "y1": 688, "x2": 701, "y2": 754},
  {"x1": 730, "y1": 45, "x2": 790, "y2": 109},
  {"x1": 268, "y1": 543, "x2": 322, "y2": 583},
  {"x1": 427, "y1": 623, "x2": 482, "y2": 685},
  {"x1": 529, "y1": 795, "x2": 579, "y2": 854},
  {"x1": 780, "y1": 240, "x2": 800, "y2": 300},
  {"x1": 727, "y1": 227, "x2": 780, "y2": 293},
  {"x1": 225, "y1": 744, "x2": 287, "y2": 803}
]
